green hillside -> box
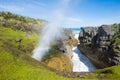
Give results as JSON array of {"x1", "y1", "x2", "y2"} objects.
[
  {"x1": 0, "y1": 12, "x2": 120, "y2": 80},
  {"x1": 0, "y1": 26, "x2": 92, "y2": 80},
  {"x1": 0, "y1": 12, "x2": 46, "y2": 33}
]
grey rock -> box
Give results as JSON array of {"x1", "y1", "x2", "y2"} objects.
[
  {"x1": 53, "y1": 29, "x2": 74, "y2": 59},
  {"x1": 78, "y1": 24, "x2": 120, "y2": 68}
]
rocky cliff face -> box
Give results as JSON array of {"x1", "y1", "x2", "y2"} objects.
[
  {"x1": 41, "y1": 29, "x2": 77, "y2": 72},
  {"x1": 78, "y1": 24, "x2": 120, "y2": 68},
  {"x1": 61, "y1": 29, "x2": 78, "y2": 58},
  {"x1": 53, "y1": 29, "x2": 78, "y2": 59}
]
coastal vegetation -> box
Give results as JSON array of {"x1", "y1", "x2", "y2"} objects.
[{"x1": 0, "y1": 11, "x2": 120, "y2": 80}]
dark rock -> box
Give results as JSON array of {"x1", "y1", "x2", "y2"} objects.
[
  {"x1": 78, "y1": 24, "x2": 120, "y2": 68},
  {"x1": 79, "y1": 27, "x2": 98, "y2": 43},
  {"x1": 15, "y1": 38, "x2": 22, "y2": 43}
]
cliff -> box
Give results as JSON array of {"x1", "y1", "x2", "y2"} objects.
[
  {"x1": 41, "y1": 29, "x2": 78, "y2": 72},
  {"x1": 78, "y1": 24, "x2": 120, "y2": 68}
]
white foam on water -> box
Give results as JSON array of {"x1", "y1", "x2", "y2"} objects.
[{"x1": 72, "y1": 33, "x2": 96, "y2": 72}]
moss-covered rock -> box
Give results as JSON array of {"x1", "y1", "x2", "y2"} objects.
[{"x1": 42, "y1": 48, "x2": 72, "y2": 73}]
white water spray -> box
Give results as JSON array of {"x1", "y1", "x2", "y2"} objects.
[
  {"x1": 32, "y1": 0, "x2": 71, "y2": 61},
  {"x1": 72, "y1": 33, "x2": 96, "y2": 72}
]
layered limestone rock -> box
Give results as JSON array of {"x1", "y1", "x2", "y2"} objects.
[{"x1": 78, "y1": 24, "x2": 120, "y2": 68}]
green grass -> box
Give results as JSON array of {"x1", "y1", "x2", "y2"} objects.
[
  {"x1": 0, "y1": 26, "x2": 95, "y2": 80},
  {"x1": 112, "y1": 32, "x2": 120, "y2": 52},
  {"x1": 42, "y1": 48, "x2": 62, "y2": 61},
  {"x1": 0, "y1": 50, "x2": 96, "y2": 80},
  {"x1": 93, "y1": 65, "x2": 120, "y2": 80},
  {"x1": 0, "y1": 11, "x2": 46, "y2": 32},
  {"x1": 0, "y1": 26, "x2": 120, "y2": 80}
]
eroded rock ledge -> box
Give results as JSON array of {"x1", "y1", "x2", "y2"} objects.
[{"x1": 78, "y1": 24, "x2": 120, "y2": 69}]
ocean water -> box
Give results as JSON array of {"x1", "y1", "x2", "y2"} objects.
[
  {"x1": 71, "y1": 29, "x2": 96, "y2": 72},
  {"x1": 70, "y1": 28, "x2": 81, "y2": 34}
]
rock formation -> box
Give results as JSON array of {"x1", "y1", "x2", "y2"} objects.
[
  {"x1": 78, "y1": 24, "x2": 120, "y2": 68},
  {"x1": 54, "y1": 29, "x2": 78, "y2": 59},
  {"x1": 42, "y1": 29, "x2": 77, "y2": 72}
]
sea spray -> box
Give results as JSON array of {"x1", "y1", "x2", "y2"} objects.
[
  {"x1": 72, "y1": 33, "x2": 96, "y2": 72},
  {"x1": 32, "y1": 23, "x2": 62, "y2": 60},
  {"x1": 32, "y1": 0, "x2": 71, "y2": 61}
]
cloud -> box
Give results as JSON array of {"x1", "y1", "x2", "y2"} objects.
[
  {"x1": 0, "y1": 0, "x2": 47, "y2": 12},
  {"x1": 62, "y1": 17, "x2": 82, "y2": 28},
  {"x1": 0, "y1": 4, "x2": 24, "y2": 12},
  {"x1": 31, "y1": 1, "x2": 47, "y2": 7},
  {"x1": 67, "y1": 17, "x2": 82, "y2": 22}
]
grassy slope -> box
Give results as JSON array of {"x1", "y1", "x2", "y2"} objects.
[
  {"x1": 42, "y1": 48, "x2": 73, "y2": 73},
  {"x1": 0, "y1": 25, "x2": 120, "y2": 80},
  {"x1": 93, "y1": 66, "x2": 120, "y2": 80},
  {"x1": 0, "y1": 26, "x2": 95, "y2": 80},
  {"x1": 1, "y1": 26, "x2": 120, "y2": 80},
  {"x1": 0, "y1": 11, "x2": 46, "y2": 33}
]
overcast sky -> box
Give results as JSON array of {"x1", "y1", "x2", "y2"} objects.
[{"x1": 0, "y1": 0, "x2": 120, "y2": 28}]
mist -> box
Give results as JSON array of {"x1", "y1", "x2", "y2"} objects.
[{"x1": 32, "y1": 0, "x2": 71, "y2": 61}]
